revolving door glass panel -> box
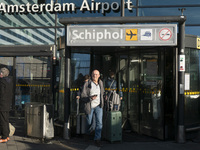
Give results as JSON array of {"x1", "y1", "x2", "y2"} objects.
[
  {"x1": 139, "y1": 51, "x2": 164, "y2": 139},
  {"x1": 122, "y1": 50, "x2": 165, "y2": 140},
  {"x1": 129, "y1": 54, "x2": 140, "y2": 132}
]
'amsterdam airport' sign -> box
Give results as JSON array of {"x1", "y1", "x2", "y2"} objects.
[
  {"x1": 0, "y1": 0, "x2": 134, "y2": 15},
  {"x1": 67, "y1": 24, "x2": 177, "y2": 46}
]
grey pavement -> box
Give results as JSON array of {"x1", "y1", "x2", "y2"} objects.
[
  {"x1": 1, "y1": 135, "x2": 200, "y2": 150},
  {"x1": 0, "y1": 135, "x2": 200, "y2": 150},
  {"x1": 1, "y1": 117, "x2": 200, "y2": 150}
]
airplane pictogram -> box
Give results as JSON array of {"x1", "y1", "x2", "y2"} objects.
[{"x1": 126, "y1": 30, "x2": 137, "y2": 39}]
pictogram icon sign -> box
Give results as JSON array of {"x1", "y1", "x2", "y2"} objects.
[
  {"x1": 126, "y1": 29, "x2": 138, "y2": 41},
  {"x1": 159, "y1": 28, "x2": 172, "y2": 41}
]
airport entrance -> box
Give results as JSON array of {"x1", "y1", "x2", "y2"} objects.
[
  {"x1": 68, "y1": 46, "x2": 175, "y2": 140},
  {"x1": 0, "y1": 45, "x2": 53, "y2": 117},
  {"x1": 60, "y1": 16, "x2": 187, "y2": 141}
]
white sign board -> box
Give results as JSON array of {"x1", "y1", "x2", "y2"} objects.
[
  {"x1": 185, "y1": 73, "x2": 190, "y2": 90},
  {"x1": 67, "y1": 24, "x2": 177, "y2": 46},
  {"x1": 179, "y1": 55, "x2": 185, "y2": 72}
]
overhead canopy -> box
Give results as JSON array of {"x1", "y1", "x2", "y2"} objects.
[{"x1": 59, "y1": 16, "x2": 186, "y2": 25}]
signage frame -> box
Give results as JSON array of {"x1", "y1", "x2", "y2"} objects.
[
  {"x1": 67, "y1": 24, "x2": 177, "y2": 46},
  {"x1": 197, "y1": 38, "x2": 200, "y2": 49}
]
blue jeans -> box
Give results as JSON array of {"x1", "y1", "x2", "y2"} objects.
[{"x1": 86, "y1": 105, "x2": 103, "y2": 140}]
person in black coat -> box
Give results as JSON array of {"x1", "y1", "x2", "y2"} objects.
[{"x1": 0, "y1": 67, "x2": 13, "y2": 143}]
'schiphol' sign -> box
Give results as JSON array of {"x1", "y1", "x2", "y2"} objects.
[
  {"x1": 0, "y1": 0, "x2": 133, "y2": 14},
  {"x1": 67, "y1": 24, "x2": 177, "y2": 46}
]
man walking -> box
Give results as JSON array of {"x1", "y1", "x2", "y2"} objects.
[
  {"x1": 0, "y1": 67, "x2": 13, "y2": 143},
  {"x1": 81, "y1": 70, "x2": 104, "y2": 147}
]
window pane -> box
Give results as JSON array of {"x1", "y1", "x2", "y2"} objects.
[
  {"x1": 0, "y1": 0, "x2": 55, "y2": 27},
  {"x1": 139, "y1": 8, "x2": 180, "y2": 16},
  {"x1": 71, "y1": 53, "x2": 91, "y2": 88},
  {"x1": 16, "y1": 56, "x2": 52, "y2": 110},
  {"x1": 186, "y1": 26, "x2": 200, "y2": 36},
  {"x1": 57, "y1": 0, "x2": 125, "y2": 18},
  {"x1": 138, "y1": 7, "x2": 200, "y2": 25},
  {"x1": 125, "y1": 8, "x2": 137, "y2": 17},
  {"x1": 0, "y1": 28, "x2": 58, "y2": 45},
  {"x1": 185, "y1": 48, "x2": 200, "y2": 126}
]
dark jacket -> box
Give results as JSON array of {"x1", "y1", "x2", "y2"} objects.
[
  {"x1": 105, "y1": 77, "x2": 123, "y2": 97},
  {"x1": 0, "y1": 76, "x2": 13, "y2": 111},
  {"x1": 81, "y1": 79, "x2": 104, "y2": 115}
]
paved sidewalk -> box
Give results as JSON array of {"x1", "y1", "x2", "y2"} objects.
[
  {"x1": 0, "y1": 135, "x2": 77, "y2": 150},
  {"x1": 1, "y1": 135, "x2": 200, "y2": 150},
  {"x1": 1, "y1": 117, "x2": 200, "y2": 150}
]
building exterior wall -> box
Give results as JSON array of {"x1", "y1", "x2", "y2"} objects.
[
  {"x1": 1, "y1": 0, "x2": 200, "y2": 46},
  {"x1": 1, "y1": 0, "x2": 200, "y2": 140}
]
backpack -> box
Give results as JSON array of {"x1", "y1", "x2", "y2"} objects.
[{"x1": 107, "y1": 90, "x2": 121, "y2": 111}]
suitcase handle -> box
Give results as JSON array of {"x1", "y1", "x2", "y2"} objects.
[{"x1": 76, "y1": 98, "x2": 79, "y2": 115}]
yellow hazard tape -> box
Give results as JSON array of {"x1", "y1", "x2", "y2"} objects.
[
  {"x1": 67, "y1": 88, "x2": 200, "y2": 96},
  {"x1": 184, "y1": 91, "x2": 200, "y2": 95},
  {"x1": 16, "y1": 84, "x2": 50, "y2": 87},
  {"x1": 59, "y1": 89, "x2": 64, "y2": 93}
]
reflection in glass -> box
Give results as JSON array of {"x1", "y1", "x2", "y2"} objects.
[
  {"x1": 58, "y1": 50, "x2": 65, "y2": 121},
  {"x1": 0, "y1": 29, "x2": 58, "y2": 45},
  {"x1": 15, "y1": 56, "x2": 52, "y2": 114},
  {"x1": 185, "y1": 48, "x2": 200, "y2": 126},
  {"x1": 70, "y1": 53, "x2": 91, "y2": 114},
  {"x1": 129, "y1": 54, "x2": 140, "y2": 132},
  {"x1": 0, "y1": 0, "x2": 56, "y2": 27}
]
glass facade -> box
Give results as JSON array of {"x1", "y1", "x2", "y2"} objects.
[
  {"x1": 57, "y1": 0, "x2": 125, "y2": 17},
  {"x1": 0, "y1": 29, "x2": 60, "y2": 45},
  {"x1": 58, "y1": 49, "x2": 65, "y2": 121},
  {"x1": 0, "y1": 56, "x2": 52, "y2": 115},
  {"x1": 0, "y1": 0, "x2": 62, "y2": 27},
  {"x1": 139, "y1": 0, "x2": 200, "y2": 6},
  {"x1": 0, "y1": 0, "x2": 200, "y2": 46},
  {"x1": 185, "y1": 48, "x2": 200, "y2": 126},
  {"x1": 15, "y1": 56, "x2": 52, "y2": 107},
  {"x1": 0, "y1": 0, "x2": 64, "y2": 45},
  {"x1": 138, "y1": 7, "x2": 200, "y2": 25}
]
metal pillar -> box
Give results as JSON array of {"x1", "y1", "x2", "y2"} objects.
[
  {"x1": 121, "y1": 0, "x2": 125, "y2": 17},
  {"x1": 177, "y1": 16, "x2": 186, "y2": 143},
  {"x1": 63, "y1": 25, "x2": 71, "y2": 140}
]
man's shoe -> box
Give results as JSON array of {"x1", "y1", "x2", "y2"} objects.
[
  {"x1": 94, "y1": 140, "x2": 103, "y2": 147},
  {"x1": 0, "y1": 138, "x2": 8, "y2": 143}
]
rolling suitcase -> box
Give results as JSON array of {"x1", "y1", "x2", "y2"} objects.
[
  {"x1": 103, "y1": 111, "x2": 122, "y2": 143},
  {"x1": 76, "y1": 98, "x2": 87, "y2": 134},
  {"x1": 76, "y1": 98, "x2": 81, "y2": 134},
  {"x1": 76, "y1": 113, "x2": 87, "y2": 134}
]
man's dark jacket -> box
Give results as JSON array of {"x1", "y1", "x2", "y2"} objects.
[
  {"x1": 81, "y1": 79, "x2": 104, "y2": 115},
  {"x1": 0, "y1": 76, "x2": 13, "y2": 111}
]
